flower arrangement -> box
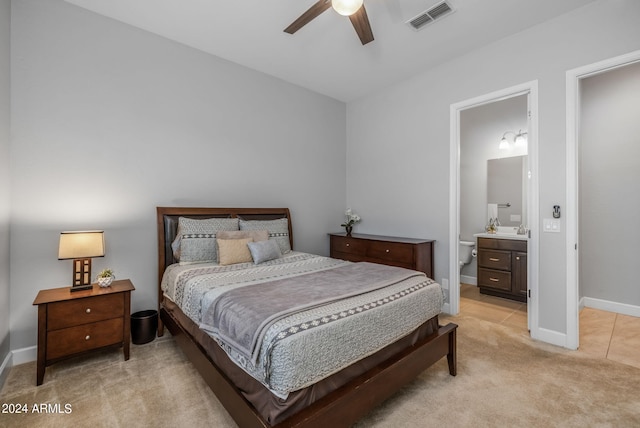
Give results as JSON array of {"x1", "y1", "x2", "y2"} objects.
[
  {"x1": 96, "y1": 268, "x2": 115, "y2": 287},
  {"x1": 97, "y1": 268, "x2": 115, "y2": 278},
  {"x1": 341, "y1": 208, "x2": 361, "y2": 236}
]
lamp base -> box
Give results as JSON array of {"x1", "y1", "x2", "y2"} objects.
[
  {"x1": 70, "y1": 284, "x2": 93, "y2": 293},
  {"x1": 72, "y1": 258, "x2": 92, "y2": 287}
]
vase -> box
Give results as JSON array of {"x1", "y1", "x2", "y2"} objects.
[
  {"x1": 345, "y1": 225, "x2": 353, "y2": 236},
  {"x1": 97, "y1": 275, "x2": 114, "y2": 287}
]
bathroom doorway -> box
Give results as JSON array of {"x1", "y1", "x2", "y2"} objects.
[{"x1": 449, "y1": 81, "x2": 539, "y2": 338}]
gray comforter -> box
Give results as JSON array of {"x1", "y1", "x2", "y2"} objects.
[
  {"x1": 162, "y1": 252, "x2": 443, "y2": 397},
  {"x1": 201, "y1": 262, "x2": 425, "y2": 367}
]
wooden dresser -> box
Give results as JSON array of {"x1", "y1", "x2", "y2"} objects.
[
  {"x1": 477, "y1": 237, "x2": 527, "y2": 302},
  {"x1": 329, "y1": 233, "x2": 434, "y2": 279},
  {"x1": 33, "y1": 279, "x2": 135, "y2": 385}
]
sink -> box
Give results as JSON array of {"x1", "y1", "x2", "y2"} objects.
[
  {"x1": 474, "y1": 226, "x2": 527, "y2": 240},
  {"x1": 495, "y1": 226, "x2": 518, "y2": 235}
]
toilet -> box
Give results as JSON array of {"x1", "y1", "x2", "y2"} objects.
[{"x1": 459, "y1": 240, "x2": 476, "y2": 271}]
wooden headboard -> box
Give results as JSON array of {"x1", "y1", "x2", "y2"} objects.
[{"x1": 156, "y1": 206, "x2": 292, "y2": 294}]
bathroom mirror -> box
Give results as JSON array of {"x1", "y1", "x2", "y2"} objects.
[{"x1": 487, "y1": 155, "x2": 527, "y2": 227}]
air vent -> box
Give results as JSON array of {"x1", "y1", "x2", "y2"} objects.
[{"x1": 407, "y1": 1, "x2": 454, "y2": 31}]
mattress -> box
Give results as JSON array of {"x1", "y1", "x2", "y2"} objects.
[{"x1": 161, "y1": 252, "x2": 443, "y2": 398}]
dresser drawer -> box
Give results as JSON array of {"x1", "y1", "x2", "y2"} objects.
[
  {"x1": 46, "y1": 318, "x2": 124, "y2": 360},
  {"x1": 329, "y1": 233, "x2": 434, "y2": 279},
  {"x1": 47, "y1": 294, "x2": 124, "y2": 330},
  {"x1": 366, "y1": 241, "x2": 413, "y2": 264},
  {"x1": 478, "y1": 249, "x2": 511, "y2": 271},
  {"x1": 478, "y1": 268, "x2": 512, "y2": 292},
  {"x1": 330, "y1": 235, "x2": 367, "y2": 256}
]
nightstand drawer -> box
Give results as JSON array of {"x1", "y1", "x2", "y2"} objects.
[
  {"x1": 478, "y1": 268, "x2": 512, "y2": 292},
  {"x1": 478, "y1": 249, "x2": 511, "y2": 271},
  {"x1": 48, "y1": 294, "x2": 124, "y2": 330},
  {"x1": 46, "y1": 318, "x2": 124, "y2": 360},
  {"x1": 330, "y1": 236, "x2": 367, "y2": 256},
  {"x1": 366, "y1": 241, "x2": 413, "y2": 264}
]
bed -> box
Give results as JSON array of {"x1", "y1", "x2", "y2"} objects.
[{"x1": 156, "y1": 207, "x2": 457, "y2": 428}]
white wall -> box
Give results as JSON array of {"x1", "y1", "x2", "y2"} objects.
[
  {"x1": 0, "y1": 0, "x2": 11, "y2": 381},
  {"x1": 346, "y1": 0, "x2": 640, "y2": 335},
  {"x1": 9, "y1": 0, "x2": 346, "y2": 351},
  {"x1": 580, "y1": 61, "x2": 640, "y2": 306}
]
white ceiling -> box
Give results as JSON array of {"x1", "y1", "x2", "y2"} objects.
[{"x1": 64, "y1": 0, "x2": 597, "y2": 102}]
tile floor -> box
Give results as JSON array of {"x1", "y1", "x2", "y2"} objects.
[
  {"x1": 579, "y1": 306, "x2": 640, "y2": 369},
  {"x1": 459, "y1": 283, "x2": 528, "y2": 330},
  {"x1": 459, "y1": 283, "x2": 640, "y2": 369}
]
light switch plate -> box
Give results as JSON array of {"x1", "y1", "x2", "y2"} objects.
[{"x1": 543, "y1": 218, "x2": 561, "y2": 233}]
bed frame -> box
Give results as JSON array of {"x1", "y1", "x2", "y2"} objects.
[{"x1": 156, "y1": 206, "x2": 457, "y2": 428}]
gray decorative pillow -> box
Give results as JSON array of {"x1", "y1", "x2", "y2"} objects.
[
  {"x1": 239, "y1": 218, "x2": 291, "y2": 254},
  {"x1": 172, "y1": 217, "x2": 239, "y2": 263},
  {"x1": 248, "y1": 240, "x2": 282, "y2": 264}
]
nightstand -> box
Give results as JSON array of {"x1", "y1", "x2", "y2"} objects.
[{"x1": 32, "y1": 279, "x2": 135, "y2": 385}]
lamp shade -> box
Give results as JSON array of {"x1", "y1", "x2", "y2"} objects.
[
  {"x1": 58, "y1": 231, "x2": 105, "y2": 260},
  {"x1": 332, "y1": 0, "x2": 363, "y2": 16}
]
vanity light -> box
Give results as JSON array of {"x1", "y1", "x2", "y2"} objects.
[
  {"x1": 332, "y1": 0, "x2": 364, "y2": 16},
  {"x1": 498, "y1": 130, "x2": 528, "y2": 150},
  {"x1": 514, "y1": 130, "x2": 528, "y2": 146}
]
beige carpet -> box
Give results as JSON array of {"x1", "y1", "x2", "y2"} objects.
[{"x1": 2, "y1": 314, "x2": 639, "y2": 428}]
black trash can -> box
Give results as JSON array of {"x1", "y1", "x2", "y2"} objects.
[{"x1": 131, "y1": 310, "x2": 158, "y2": 345}]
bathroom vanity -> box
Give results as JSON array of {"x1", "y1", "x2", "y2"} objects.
[{"x1": 475, "y1": 235, "x2": 527, "y2": 302}]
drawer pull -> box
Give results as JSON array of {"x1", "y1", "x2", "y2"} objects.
[
  {"x1": 489, "y1": 277, "x2": 500, "y2": 282},
  {"x1": 385, "y1": 249, "x2": 390, "y2": 253},
  {"x1": 86, "y1": 308, "x2": 91, "y2": 314},
  {"x1": 489, "y1": 257, "x2": 500, "y2": 262},
  {"x1": 85, "y1": 335, "x2": 91, "y2": 341},
  {"x1": 516, "y1": 256, "x2": 520, "y2": 260},
  {"x1": 346, "y1": 243, "x2": 350, "y2": 247}
]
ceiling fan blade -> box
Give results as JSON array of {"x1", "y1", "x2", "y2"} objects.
[
  {"x1": 284, "y1": 0, "x2": 332, "y2": 34},
  {"x1": 349, "y1": 4, "x2": 374, "y2": 45}
]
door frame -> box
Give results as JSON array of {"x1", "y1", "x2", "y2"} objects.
[
  {"x1": 449, "y1": 81, "x2": 539, "y2": 339},
  {"x1": 565, "y1": 49, "x2": 640, "y2": 350}
]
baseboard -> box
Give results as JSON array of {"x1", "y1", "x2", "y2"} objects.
[
  {"x1": 460, "y1": 275, "x2": 477, "y2": 286},
  {"x1": 0, "y1": 350, "x2": 11, "y2": 391},
  {"x1": 582, "y1": 297, "x2": 640, "y2": 317},
  {"x1": 11, "y1": 345, "x2": 37, "y2": 366},
  {"x1": 532, "y1": 326, "x2": 569, "y2": 349},
  {"x1": 441, "y1": 302, "x2": 451, "y2": 315}
]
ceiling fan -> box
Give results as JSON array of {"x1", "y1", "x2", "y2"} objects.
[{"x1": 284, "y1": 0, "x2": 374, "y2": 45}]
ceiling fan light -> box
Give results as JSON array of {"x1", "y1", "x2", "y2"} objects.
[{"x1": 332, "y1": 0, "x2": 364, "y2": 16}]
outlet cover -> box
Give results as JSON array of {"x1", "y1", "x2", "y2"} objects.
[{"x1": 543, "y1": 218, "x2": 561, "y2": 233}]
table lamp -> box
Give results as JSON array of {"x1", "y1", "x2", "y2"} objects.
[{"x1": 58, "y1": 231, "x2": 105, "y2": 292}]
